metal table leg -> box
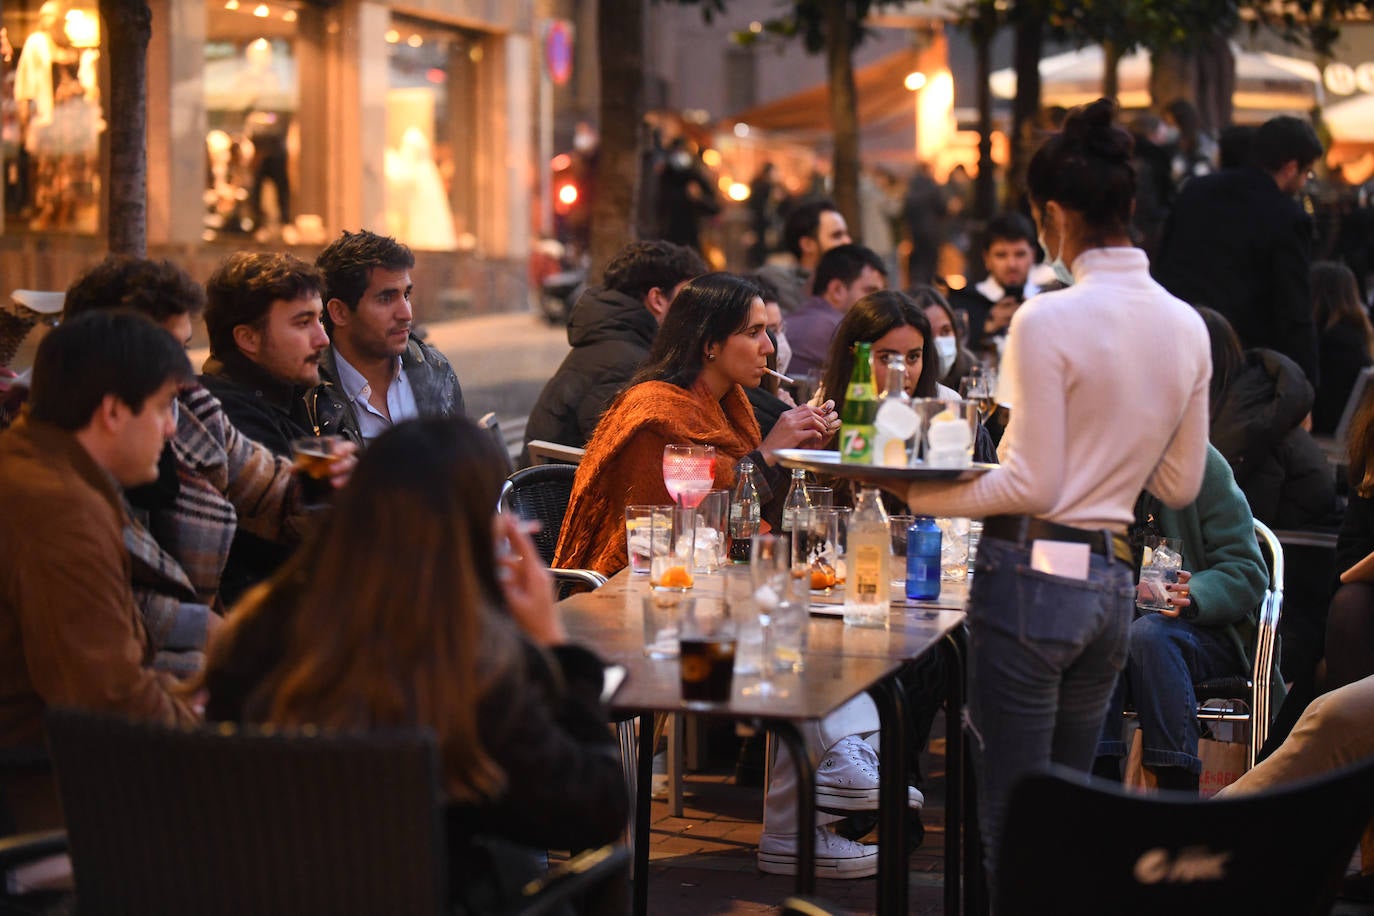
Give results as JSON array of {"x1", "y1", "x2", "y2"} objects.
[
  {"x1": 768, "y1": 720, "x2": 816, "y2": 897},
  {"x1": 633, "y1": 709, "x2": 655, "y2": 916},
  {"x1": 943, "y1": 628, "x2": 967, "y2": 916},
  {"x1": 870, "y1": 674, "x2": 909, "y2": 916}
]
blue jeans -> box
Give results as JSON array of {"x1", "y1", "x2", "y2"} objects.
[
  {"x1": 1097, "y1": 613, "x2": 1243, "y2": 773},
  {"x1": 965, "y1": 535, "x2": 1134, "y2": 880}
]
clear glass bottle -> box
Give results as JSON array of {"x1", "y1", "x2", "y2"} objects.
[
  {"x1": 844, "y1": 487, "x2": 891, "y2": 627},
  {"x1": 906, "y1": 516, "x2": 942, "y2": 601},
  {"x1": 873, "y1": 353, "x2": 913, "y2": 467},
  {"x1": 728, "y1": 458, "x2": 761, "y2": 564},
  {"x1": 779, "y1": 468, "x2": 810, "y2": 557}
]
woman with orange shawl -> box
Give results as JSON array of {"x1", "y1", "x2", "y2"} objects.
[{"x1": 555, "y1": 272, "x2": 836, "y2": 575}]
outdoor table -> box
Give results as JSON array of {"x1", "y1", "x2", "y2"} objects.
[{"x1": 559, "y1": 568, "x2": 969, "y2": 916}]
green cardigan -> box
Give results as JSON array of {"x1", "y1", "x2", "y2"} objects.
[{"x1": 1152, "y1": 444, "x2": 1286, "y2": 712}]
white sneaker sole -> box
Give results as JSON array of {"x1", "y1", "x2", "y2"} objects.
[
  {"x1": 757, "y1": 849, "x2": 879, "y2": 879},
  {"x1": 816, "y1": 785, "x2": 925, "y2": 812}
]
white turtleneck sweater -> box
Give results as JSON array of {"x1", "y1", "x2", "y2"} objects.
[{"x1": 907, "y1": 247, "x2": 1211, "y2": 533}]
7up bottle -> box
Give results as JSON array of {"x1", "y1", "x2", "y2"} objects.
[{"x1": 840, "y1": 342, "x2": 877, "y2": 464}]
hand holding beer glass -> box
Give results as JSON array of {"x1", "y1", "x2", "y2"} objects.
[{"x1": 289, "y1": 435, "x2": 356, "y2": 504}]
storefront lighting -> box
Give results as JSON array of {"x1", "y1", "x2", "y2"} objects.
[
  {"x1": 946, "y1": 274, "x2": 967, "y2": 291},
  {"x1": 727, "y1": 182, "x2": 750, "y2": 201},
  {"x1": 557, "y1": 183, "x2": 578, "y2": 206},
  {"x1": 407, "y1": 34, "x2": 423, "y2": 48},
  {"x1": 717, "y1": 175, "x2": 733, "y2": 193},
  {"x1": 748, "y1": 21, "x2": 763, "y2": 33},
  {"x1": 701, "y1": 148, "x2": 721, "y2": 168},
  {"x1": 426, "y1": 68, "x2": 445, "y2": 84},
  {"x1": 253, "y1": 4, "x2": 270, "y2": 18},
  {"x1": 469, "y1": 46, "x2": 484, "y2": 62},
  {"x1": 733, "y1": 122, "x2": 749, "y2": 138},
  {"x1": 904, "y1": 71, "x2": 927, "y2": 91},
  {"x1": 224, "y1": 0, "x2": 239, "y2": 9},
  {"x1": 550, "y1": 153, "x2": 572, "y2": 172},
  {"x1": 64, "y1": 10, "x2": 99, "y2": 48},
  {"x1": 282, "y1": 9, "x2": 297, "y2": 22},
  {"x1": 384, "y1": 29, "x2": 400, "y2": 44}
]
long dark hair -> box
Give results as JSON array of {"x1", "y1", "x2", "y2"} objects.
[
  {"x1": 1312, "y1": 261, "x2": 1374, "y2": 360},
  {"x1": 629, "y1": 272, "x2": 762, "y2": 390},
  {"x1": 1197, "y1": 305, "x2": 1244, "y2": 416},
  {"x1": 206, "y1": 417, "x2": 522, "y2": 802},
  {"x1": 819, "y1": 290, "x2": 939, "y2": 415},
  {"x1": 1027, "y1": 98, "x2": 1136, "y2": 243}
]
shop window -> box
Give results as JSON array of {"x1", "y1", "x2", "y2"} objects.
[
  {"x1": 1, "y1": 0, "x2": 104, "y2": 235},
  {"x1": 385, "y1": 16, "x2": 479, "y2": 253},
  {"x1": 204, "y1": 0, "x2": 300, "y2": 242}
]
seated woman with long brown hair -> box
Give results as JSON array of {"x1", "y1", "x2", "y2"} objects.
[
  {"x1": 555, "y1": 271, "x2": 836, "y2": 576},
  {"x1": 201, "y1": 416, "x2": 626, "y2": 910}
]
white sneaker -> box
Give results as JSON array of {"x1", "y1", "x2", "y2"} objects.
[
  {"x1": 757, "y1": 827, "x2": 879, "y2": 878},
  {"x1": 815, "y1": 735, "x2": 925, "y2": 812}
]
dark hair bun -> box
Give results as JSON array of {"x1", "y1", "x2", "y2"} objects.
[{"x1": 1060, "y1": 98, "x2": 1132, "y2": 163}]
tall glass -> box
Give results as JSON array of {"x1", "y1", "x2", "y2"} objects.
[
  {"x1": 743, "y1": 535, "x2": 788, "y2": 695},
  {"x1": 959, "y1": 366, "x2": 998, "y2": 422},
  {"x1": 662, "y1": 444, "x2": 716, "y2": 508}
]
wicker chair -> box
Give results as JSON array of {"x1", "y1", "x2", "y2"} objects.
[{"x1": 46, "y1": 709, "x2": 627, "y2": 916}]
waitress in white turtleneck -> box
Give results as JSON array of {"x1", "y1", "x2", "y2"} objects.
[{"x1": 891, "y1": 98, "x2": 1213, "y2": 890}]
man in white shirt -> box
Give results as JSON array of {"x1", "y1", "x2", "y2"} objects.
[{"x1": 316, "y1": 230, "x2": 465, "y2": 443}]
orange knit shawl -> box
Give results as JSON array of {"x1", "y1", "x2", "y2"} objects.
[{"x1": 554, "y1": 377, "x2": 761, "y2": 576}]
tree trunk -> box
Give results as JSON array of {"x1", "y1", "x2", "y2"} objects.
[
  {"x1": 824, "y1": 0, "x2": 860, "y2": 234},
  {"x1": 1193, "y1": 34, "x2": 1234, "y2": 133},
  {"x1": 1149, "y1": 48, "x2": 1193, "y2": 113},
  {"x1": 1005, "y1": 9, "x2": 1043, "y2": 210},
  {"x1": 589, "y1": 0, "x2": 644, "y2": 279},
  {"x1": 100, "y1": 0, "x2": 151, "y2": 257},
  {"x1": 1102, "y1": 40, "x2": 1122, "y2": 102},
  {"x1": 973, "y1": 12, "x2": 996, "y2": 220}
]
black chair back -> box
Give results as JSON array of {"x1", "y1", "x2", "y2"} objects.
[
  {"x1": 997, "y1": 760, "x2": 1374, "y2": 916},
  {"x1": 47, "y1": 709, "x2": 446, "y2": 916},
  {"x1": 502, "y1": 464, "x2": 578, "y2": 567}
]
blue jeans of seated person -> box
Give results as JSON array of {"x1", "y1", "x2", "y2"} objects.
[
  {"x1": 1096, "y1": 613, "x2": 1244, "y2": 774},
  {"x1": 966, "y1": 536, "x2": 1134, "y2": 884}
]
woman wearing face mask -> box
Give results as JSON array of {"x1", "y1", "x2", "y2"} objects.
[
  {"x1": 910, "y1": 285, "x2": 978, "y2": 390},
  {"x1": 746, "y1": 272, "x2": 799, "y2": 438},
  {"x1": 870, "y1": 98, "x2": 1212, "y2": 894}
]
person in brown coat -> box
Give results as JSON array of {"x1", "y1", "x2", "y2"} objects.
[{"x1": 0, "y1": 311, "x2": 202, "y2": 830}]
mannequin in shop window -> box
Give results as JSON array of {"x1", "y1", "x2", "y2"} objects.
[{"x1": 384, "y1": 125, "x2": 458, "y2": 251}]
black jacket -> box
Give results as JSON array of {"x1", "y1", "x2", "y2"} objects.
[
  {"x1": 523, "y1": 286, "x2": 655, "y2": 458},
  {"x1": 1313, "y1": 322, "x2": 1372, "y2": 436},
  {"x1": 1154, "y1": 166, "x2": 1319, "y2": 386},
  {"x1": 200, "y1": 352, "x2": 355, "y2": 606},
  {"x1": 204, "y1": 596, "x2": 626, "y2": 859},
  {"x1": 1210, "y1": 348, "x2": 1339, "y2": 529},
  {"x1": 200, "y1": 351, "x2": 353, "y2": 455}
]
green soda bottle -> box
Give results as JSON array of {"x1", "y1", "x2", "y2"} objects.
[{"x1": 840, "y1": 342, "x2": 877, "y2": 464}]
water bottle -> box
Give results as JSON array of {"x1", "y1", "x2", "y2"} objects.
[{"x1": 906, "y1": 516, "x2": 942, "y2": 601}]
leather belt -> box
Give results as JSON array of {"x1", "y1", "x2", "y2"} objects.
[{"x1": 982, "y1": 514, "x2": 1134, "y2": 564}]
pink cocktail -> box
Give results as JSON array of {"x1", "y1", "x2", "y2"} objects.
[{"x1": 663, "y1": 444, "x2": 716, "y2": 508}]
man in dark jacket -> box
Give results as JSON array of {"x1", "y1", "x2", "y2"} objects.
[
  {"x1": 317, "y1": 230, "x2": 466, "y2": 443},
  {"x1": 200, "y1": 251, "x2": 352, "y2": 454},
  {"x1": 522, "y1": 240, "x2": 706, "y2": 460},
  {"x1": 1154, "y1": 115, "x2": 1325, "y2": 386}
]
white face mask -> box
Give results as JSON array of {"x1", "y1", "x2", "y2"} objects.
[
  {"x1": 933, "y1": 336, "x2": 958, "y2": 378},
  {"x1": 774, "y1": 330, "x2": 793, "y2": 377},
  {"x1": 1037, "y1": 209, "x2": 1074, "y2": 287}
]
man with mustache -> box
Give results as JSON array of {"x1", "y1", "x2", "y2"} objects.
[
  {"x1": 316, "y1": 229, "x2": 465, "y2": 444},
  {"x1": 201, "y1": 250, "x2": 350, "y2": 453},
  {"x1": 200, "y1": 251, "x2": 353, "y2": 605}
]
